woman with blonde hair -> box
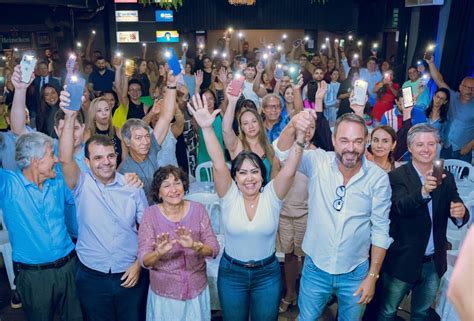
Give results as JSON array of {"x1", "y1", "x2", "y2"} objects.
[
  {"x1": 84, "y1": 97, "x2": 123, "y2": 164},
  {"x1": 222, "y1": 85, "x2": 280, "y2": 181}
]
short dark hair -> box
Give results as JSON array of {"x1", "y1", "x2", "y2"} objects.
[
  {"x1": 96, "y1": 56, "x2": 106, "y2": 61},
  {"x1": 84, "y1": 134, "x2": 114, "y2": 159},
  {"x1": 408, "y1": 66, "x2": 418, "y2": 72},
  {"x1": 367, "y1": 56, "x2": 378, "y2": 63},
  {"x1": 128, "y1": 78, "x2": 144, "y2": 92},
  {"x1": 230, "y1": 150, "x2": 268, "y2": 188},
  {"x1": 54, "y1": 108, "x2": 85, "y2": 127},
  {"x1": 299, "y1": 54, "x2": 308, "y2": 60},
  {"x1": 151, "y1": 165, "x2": 189, "y2": 203}
]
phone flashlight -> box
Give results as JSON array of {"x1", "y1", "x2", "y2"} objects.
[
  {"x1": 182, "y1": 42, "x2": 188, "y2": 47},
  {"x1": 357, "y1": 41, "x2": 362, "y2": 47},
  {"x1": 238, "y1": 32, "x2": 243, "y2": 39},
  {"x1": 142, "y1": 43, "x2": 146, "y2": 47},
  {"x1": 348, "y1": 35, "x2": 353, "y2": 41},
  {"x1": 325, "y1": 37, "x2": 329, "y2": 42},
  {"x1": 77, "y1": 42, "x2": 82, "y2": 48},
  {"x1": 70, "y1": 75, "x2": 78, "y2": 82},
  {"x1": 321, "y1": 44, "x2": 327, "y2": 50},
  {"x1": 373, "y1": 43, "x2": 378, "y2": 49},
  {"x1": 304, "y1": 36, "x2": 309, "y2": 42},
  {"x1": 354, "y1": 54, "x2": 359, "y2": 59},
  {"x1": 335, "y1": 38, "x2": 339, "y2": 43},
  {"x1": 92, "y1": 30, "x2": 96, "y2": 35},
  {"x1": 228, "y1": 27, "x2": 234, "y2": 33},
  {"x1": 164, "y1": 51, "x2": 171, "y2": 59},
  {"x1": 222, "y1": 53, "x2": 227, "y2": 58},
  {"x1": 116, "y1": 52, "x2": 122, "y2": 57},
  {"x1": 282, "y1": 34, "x2": 287, "y2": 40},
  {"x1": 199, "y1": 44, "x2": 204, "y2": 49},
  {"x1": 212, "y1": 50, "x2": 218, "y2": 56},
  {"x1": 14, "y1": 48, "x2": 18, "y2": 52}
]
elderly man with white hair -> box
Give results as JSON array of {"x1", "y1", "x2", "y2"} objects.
[{"x1": 0, "y1": 131, "x2": 82, "y2": 321}]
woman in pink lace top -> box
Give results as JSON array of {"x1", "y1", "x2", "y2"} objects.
[{"x1": 138, "y1": 165, "x2": 219, "y2": 321}]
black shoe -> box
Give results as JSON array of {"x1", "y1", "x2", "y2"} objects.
[{"x1": 11, "y1": 290, "x2": 22, "y2": 309}]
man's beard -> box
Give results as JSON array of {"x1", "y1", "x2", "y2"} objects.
[{"x1": 336, "y1": 150, "x2": 362, "y2": 169}]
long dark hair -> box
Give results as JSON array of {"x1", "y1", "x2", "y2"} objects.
[
  {"x1": 36, "y1": 84, "x2": 60, "y2": 133},
  {"x1": 370, "y1": 125, "x2": 397, "y2": 168},
  {"x1": 424, "y1": 88, "x2": 450, "y2": 123},
  {"x1": 230, "y1": 150, "x2": 268, "y2": 189}
]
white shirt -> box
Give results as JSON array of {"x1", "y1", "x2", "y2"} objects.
[
  {"x1": 274, "y1": 140, "x2": 393, "y2": 274},
  {"x1": 220, "y1": 180, "x2": 283, "y2": 261},
  {"x1": 242, "y1": 80, "x2": 261, "y2": 109}
]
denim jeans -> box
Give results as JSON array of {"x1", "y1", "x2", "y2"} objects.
[
  {"x1": 217, "y1": 253, "x2": 281, "y2": 321},
  {"x1": 378, "y1": 260, "x2": 440, "y2": 321},
  {"x1": 298, "y1": 257, "x2": 369, "y2": 321},
  {"x1": 440, "y1": 146, "x2": 473, "y2": 165}
]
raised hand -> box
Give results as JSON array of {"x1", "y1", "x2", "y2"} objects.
[
  {"x1": 187, "y1": 94, "x2": 220, "y2": 129},
  {"x1": 315, "y1": 80, "x2": 328, "y2": 101},
  {"x1": 167, "y1": 69, "x2": 179, "y2": 87},
  {"x1": 349, "y1": 91, "x2": 366, "y2": 117},
  {"x1": 11, "y1": 64, "x2": 34, "y2": 90},
  {"x1": 293, "y1": 110, "x2": 317, "y2": 138},
  {"x1": 155, "y1": 233, "x2": 176, "y2": 256},
  {"x1": 195, "y1": 70, "x2": 203, "y2": 87},
  {"x1": 256, "y1": 61, "x2": 265, "y2": 74},
  {"x1": 150, "y1": 98, "x2": 163, "y2": 115},
  {"x1": 292, "y1": 74, "x2": 304, "y2": 90},
  {"x1": 175, "y1": 226, "x2": 194, "y2": 248}
]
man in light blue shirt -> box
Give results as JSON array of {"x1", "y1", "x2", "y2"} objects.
[
  {"x1": 427, "y1": 57, "x2": 474, "y2": 163},
  {"x1": 342, "y1": 56, "x2": 382, "y2": 107},
  {"x1": 402, "y1": 66, "x2": 430, "y2": 110},
  {"x1": 275, "y1": 109, "x2": 392, "y2": 320},
  {"x1": 0, "y1": 132, "x2": 82, "y2": 321},
  {"x1": 58, "y1": 106, "x2": 148, "y2": 321}
]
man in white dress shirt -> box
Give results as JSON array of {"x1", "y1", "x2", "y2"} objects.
[{"x1": 275, "y1": 111, "x2": 392, "y2": 321}]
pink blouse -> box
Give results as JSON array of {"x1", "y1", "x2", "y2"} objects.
[{"x1": 138, "y1": 201, "x2": 219, "y2": 301}]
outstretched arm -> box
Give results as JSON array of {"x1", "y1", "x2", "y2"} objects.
[
  {"x1": 153, "y1": 70, "x2": 178, "y2": 145},
  {"x1": 188, "y1": 94, "x2": 232, "y2": 198},
  {"x1": 425, "y1": 56, "x2": 449, "y2": 89},
  {"x1": 222, "y1": 84, "x2": 242, "y2": 158},
  {"x1": 11, "y1": 65, "x2": 34, "y2": 136}
]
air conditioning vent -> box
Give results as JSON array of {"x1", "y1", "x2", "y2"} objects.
[{"x1": 405, "y1": 0, "x2": 444, "y2": 7}]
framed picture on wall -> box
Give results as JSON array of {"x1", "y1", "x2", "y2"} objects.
[
  {"x1": 117, "y1": 31, "x2": 140, "y2": 43},
  {"x1": 156, "y1": 31, "x2": 179, "y2": 43},
  {"x1": 36, "y1": 31, "x2": 51, "y2": 48}
]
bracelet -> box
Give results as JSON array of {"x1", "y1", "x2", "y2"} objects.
[
  {"x1": 167, "y1": 86, "x2": 177, "y2": 90},
  {"x1": 295, "y1": 141, "x2": 305, "y2": 149},
  {"x1": 368, "y1": 272, "x2": 379, "y2": 279}
]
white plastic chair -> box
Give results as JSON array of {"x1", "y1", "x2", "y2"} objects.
[
  {"x1": 195, "y1": 161, "x2": 214, "y2": 182},
  {"x1": 185, "y1": 192, "x2": 222, "y2": 235},
  {"x1": 0, "y1": 209, "x2": 16, "y2": 290},
  {"x1": 444, "y1": 159, "x2": 472, "y2": 181}
]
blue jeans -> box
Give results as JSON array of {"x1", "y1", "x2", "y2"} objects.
[
  {"x1": 217, "y1": 253, "x2": 281, "y2": 321},
  {"x1": 299, "y1": 257, "x2": 369, "y2": 321},
  {"x1": 75, "y1": 261, "x2": 148, "y2": 321},
  {"x1": 440, "y1": 146, "x2": 472, "y2": 164},
  {"x1": 378, "y1": 260, "x2": 440, "y2": 321}
]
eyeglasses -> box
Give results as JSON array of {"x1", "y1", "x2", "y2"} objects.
[
  {"x1": 264, "y1": 104, "x2": 281, "y2": 111},
  {"x1": 333, "y1": 185, "x2": 346, "y2": 211},
  {"x1": 460, "y1": 84, "x2": 474, "y2": 92}
]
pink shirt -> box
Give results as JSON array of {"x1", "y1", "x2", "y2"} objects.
[{"x1": 138, "y1": 201, "x2": 219, "y2": 301}]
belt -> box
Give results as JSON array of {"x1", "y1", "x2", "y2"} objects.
[
  {"x1": 13, "y1": 251, "x2": 76, "y2": 271},
  {"x1": 223, "y1": 251, "x2": 276, "y2": 269},
  {"x1": 422, "y1": 254, "x2": 434, "y2": 263}
]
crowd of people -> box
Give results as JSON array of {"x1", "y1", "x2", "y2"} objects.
[{"x1": 0, "y1": 28, "x2": 473, "y2": 321}]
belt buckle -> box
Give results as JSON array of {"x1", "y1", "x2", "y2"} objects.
[{"x1": 244, "y1": 260, "x2": 256, "y2": 268}]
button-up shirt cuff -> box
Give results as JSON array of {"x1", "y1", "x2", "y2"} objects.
[
  {"x1": 138, "y1": 252, "x2": 148, "y2": 269},
  {"x1": 372, "y1": 233, "x2": 393, "y2": 250},
  {"x1": 272, "y1": 138, "x2": 290, "y2": 162}
]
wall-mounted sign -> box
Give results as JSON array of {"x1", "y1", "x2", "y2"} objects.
[
  {"x1": 0, "y1": 32, "x2": 31, "y2": 44},
  {"x1": 116, "y1": 10, "x2": 139, "y2": 22},
  {"x1": 155, "y1": 10, "x2": 173, "y2": 22},
  {"x1": 114, "y1": 0, "x2": 137, "y2": 3},
  {"x1": 117, "y1": 31, "x2": 140, "y2": 43},
  {"x1": 156, "y1": 31, "x2": 179, "y2": 43}
]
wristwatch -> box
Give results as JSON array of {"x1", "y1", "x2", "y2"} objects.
[
  {"x1": 167, "y1": 85, "x2": 177, "y2": 90},
  {"x1": 295, "y1": 141, "x2": 305, "y2": 149}
]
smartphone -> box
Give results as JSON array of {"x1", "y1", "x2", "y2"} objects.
[
  {"x1": 66, "y1": 75, "x2": 86, "y2": 111},
  {"x1": 20, "y1": 55, "x2": 37, "y2": 83},
  {"x1": 275, "y1": 64, "x2": 284, "y2": 80},
  {"x1": 240, "y1": 57, "x2": 247, "y2": 65},
  {"x1": 432, "y1": 159, "x2": 444, "y2": 185},
  {"x1": 353, "y1": 80, "x2": 368, "y2": 105},
  {"x1": 340, "y1": 39, "x2": 345, "y2": 49},
  {"x1": 424, "y1": 48, "x2": 434, "y2": 61},
  {"x1": 125, "y1": 59, "x2": 135, "y2": 77},
  {"x1": 165, "y1": 48, "x2": 182, "y2": 76},
  {"x1": 288, "y1": 64, "x2": 300, "y2": 84},
  {"x1": 293, "y1": 39, "x2": 302, "y2": 47},
  {"x1": 229, "y1": 74, "x2": 244, "y2": 97},
  {"x1": 66, "y1": 54, "x2": 76, "y2": 71},
  {"x1": 402, "y1": 87, "x2": 414, "y2": 108},
  {"x1": 421, "y1": 74, "x2": 430, "y2": 87}
]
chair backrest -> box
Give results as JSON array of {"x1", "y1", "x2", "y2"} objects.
[
  {"x1": 444, "y1": 159, "x2": 472, "y2": 180},
  {"x1": 185, "y1": 192, "x2": 222, "y2": 234},
  {"x1": 195, "y1": 161, "x2": 214, "y2": 182}
]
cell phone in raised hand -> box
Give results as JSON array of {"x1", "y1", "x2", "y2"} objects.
[
  {"x1": 288, "y1": 64, "x2": 300, "y2": 84},
  {"x1": 125, "y1": 59, "x2": 135, "y2": 77},
  {"x1": 20, "y1": 55, "x2": 37, "y2": 83},
  {"x1": 164, "y1": 48, "x2": 182, "y2": 76},
  {"x1": 353, "y1": 80, "x2": 368, "y2": 105},
  {"x1": 66, "y1": 54, "x2": 76, "y2": 71},
  {"x1": 275, "y1": 64, "x2": 284, "y2": 80},
  {"x1": 402, "y1": 87, "x2": 414, "y2": 108},
  {"x1": 66, "y1": 75, "x2": 86, "y2": 111},
  {"x1": 432, "y1": 159, "x2": 444, "y2": 186},
  {"x1": 229, "y1": 73, "x2": 244, "y2": 97},
  {"x1": 340, "y1": 39, "x2": 345, "y2": 49}
]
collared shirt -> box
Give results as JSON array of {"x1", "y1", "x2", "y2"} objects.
[
  {"x1": 266, "y1": 115, "x2": 290, "y2": 143},
  {"x1": 74, "y1": 171, "x2": 148, "y2": 273},
  {"x1": 445, "y1": 89, "x2": 474, "y2": 151},
  {"x1": 0, "y1": 126, "x2": 35, "y2": 171},
  {"x1": 412, "y1": 165, "x2": 435, "y2": 256},
  {"x1": 380, "y1": 106, "x2": 427, "y2": 132},
  {"x1": 274, "y1": 143, "x2": 393, "y2": 274},
  {"x1": 324, "y1": 81, "x2": 341, "y2": 106},
  {"x1": 0, "y1": 169, "x2": 75, "y2": 264}
]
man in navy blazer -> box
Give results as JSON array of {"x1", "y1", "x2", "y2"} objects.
[
  {"x1": 26, "y1": 60, "x2": 61, "y2": 122},
  {"x1": 378, "y1": 123, "x2": 469, "y2": 321}
]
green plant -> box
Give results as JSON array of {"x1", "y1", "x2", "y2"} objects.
[{"x1": 138, "y1": 0, "x2": 184, "y2": 11}]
